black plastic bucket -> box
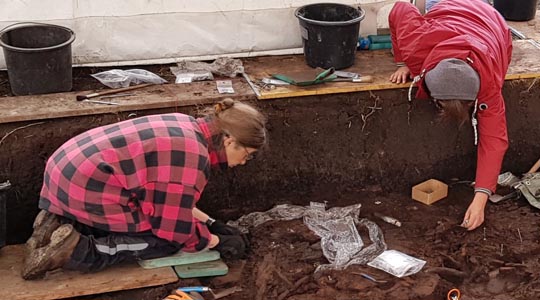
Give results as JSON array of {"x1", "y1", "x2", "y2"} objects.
[
  {"x1": 0, "y1": 23, "x2": 75, "y2": 96},
  {"x1": 0, "y1": 181, "x2": 10, "y2": 250},
  {"x1": 493, "y1": 0, "x2": 539, "y2": 21},
  {"x1": 295, "y1": 3, "x2": 365, "y2": 70}
]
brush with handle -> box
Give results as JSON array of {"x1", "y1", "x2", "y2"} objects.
[{"x1": 76, "y1": 83, "x2": 153, "y2": 101}]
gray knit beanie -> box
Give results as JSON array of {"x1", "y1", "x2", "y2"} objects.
[{"x1": 424, "y1": 58, "x2": 480, "y2": 101}]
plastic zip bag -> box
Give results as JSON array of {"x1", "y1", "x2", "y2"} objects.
[
  {"x1": 170, "y1": 66, "x2": 214, "y2": 83},
  {"x1": 367, "y1": 249, "x2": 426, "y2": 277},
  {"x1": 304, "y1": 203, "x2": 386, "y2": 272},
  {"x1": 227, "y1": 202, "x2": 387, "y2": 272},
  {"x1": 91, "y1": 69, "x2": 167, "y2": 88},
  {"x1": 174, "y1": 57, "x2": 244, "y2": 79}
]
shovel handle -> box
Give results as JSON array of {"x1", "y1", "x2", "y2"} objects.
[
  {"x1": 527, "y1": 157, "x2": 540, "y2": 174},
  {"x1": 355, "y1": 75, "x2": 374, "y2": 83}
]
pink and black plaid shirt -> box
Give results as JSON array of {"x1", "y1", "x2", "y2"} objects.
[{"x1": 39, "y1": 114, "x2": 227, "y2": 252}]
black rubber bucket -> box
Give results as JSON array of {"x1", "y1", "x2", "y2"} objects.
[
  {"x1": 493, "y1": 0, "x2": 539, "y2": 21},
  {"x1": 0, "y1": 23, "x2": 75, "y2": 96},
  {"x1": 295, "y1": 3, "x2": 365, "y2": 69},
  {"x1": 0, "y1": 181, "x2": 10, "y2": 250}
]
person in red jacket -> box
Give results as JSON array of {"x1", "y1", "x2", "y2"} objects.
[
  {"x1": 388, "y1": 0, "x2": 512, "y2": 231},
  {"x1": 22, "y1": 98, "x2": 267, "y2": 279}
]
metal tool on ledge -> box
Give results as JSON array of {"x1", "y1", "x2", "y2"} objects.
[{"x1": 76, "y1": 83, "x2": 152, "y2": 103}]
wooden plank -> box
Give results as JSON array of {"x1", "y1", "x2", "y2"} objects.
[
  {"x1": 0, "y1": 79, "x2": 255, "y2": 124},
  {"x1": 0, "y1": 244, "x2": 179, "y2": 300},
  {"x1": 1, "y1": 36, "x2": 539, "y2": 124},
  {"x1": 243, "y1": 40, "x2": 540, "y2": 100},
  {"x1": 243, "y1": 51, "x2": 405, "y2": 100},
  {"x1": 507, "y1": 10, "x2": 540, "y2": 42},
  {"x1": 507, "y1": 40, "x2": 540, "y2": 75}
]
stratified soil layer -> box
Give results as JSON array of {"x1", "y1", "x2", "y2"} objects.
[{"x1": 1, "y1": 64, "x2": 539, "y2": 299}]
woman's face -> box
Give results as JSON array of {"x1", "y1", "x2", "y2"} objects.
[{"x1": 223, "y1": 136, "x2": 257, "y2": 167}]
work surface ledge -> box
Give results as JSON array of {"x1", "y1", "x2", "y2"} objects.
[{"x1": 0, "y1": 38, "x2": 540, "y2": 124}]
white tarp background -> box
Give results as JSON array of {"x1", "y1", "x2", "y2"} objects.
[{"x1": 0, "y1": 0, "x2": 401, "y2": 68}]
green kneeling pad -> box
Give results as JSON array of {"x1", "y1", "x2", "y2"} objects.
[
  {"x1": 138, "y1": 250, "x2": 221, "y2": 269},
  {"x1": 174, "y1": 260, "x2": 229, "y2": 278}
]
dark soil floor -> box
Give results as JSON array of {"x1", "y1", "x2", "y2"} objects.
[
  {"x1": 71, "y1": 185, "x2": 540, "y2": 300},
  {"x1": 2, "y1": 65, "x2": 540, "y2": 300}
]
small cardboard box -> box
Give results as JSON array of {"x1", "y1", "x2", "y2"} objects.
[{"x1": 412, "y1": 179, "x2": 448, "y2": 205}]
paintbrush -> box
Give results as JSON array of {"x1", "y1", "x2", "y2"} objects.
[{"x1": 76, "y1": 83, "x2": 153, "y2": 101}]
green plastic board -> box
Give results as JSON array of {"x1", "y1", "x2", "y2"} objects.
[
  {"x1": 174, "y1": 260, "x2": 229, "y2": 278},
  {"x1": 138, "y1": 250, "x2": 220, "y2": 269}
]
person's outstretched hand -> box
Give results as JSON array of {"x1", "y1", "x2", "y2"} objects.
[
  {"x1": 389, "y1": 66, "x2": 411, "y2": 84},
  {"x1": 462, "y1": 193, "x2": 488, "y2": 231}
]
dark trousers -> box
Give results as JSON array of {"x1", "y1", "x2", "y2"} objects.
[{"x1": 61, "y1": 218, "x2": 182, "y2": 273}]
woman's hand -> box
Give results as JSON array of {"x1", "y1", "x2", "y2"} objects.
[
  {"x1": 462, "y1": 192, "x2": 489, "y2": 231},
  {"x1": 209, "y1": 234, "x2": 220, "y2": 248},
  {"x1": 389, "y1": 66, "x2": 411, "y2": 84}
]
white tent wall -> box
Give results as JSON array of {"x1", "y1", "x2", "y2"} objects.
[{"x1": 0, "y1": 0, "x2": 402, "y2": 68}]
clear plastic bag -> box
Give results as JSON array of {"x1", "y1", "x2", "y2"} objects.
[
  {"x1": 170, "y1": 64, "x2": 214, "y2": 83},
  {"x1": 91, "y1": 69, "x2": 167, "y2": 88},
  {"x1": 367, "y1": 249, "x2": 426, "y2": 277},
  {"x1": 226, "y1": 202, "x2": 387, "y2": 272},
  {"x1": 211, "y1": 57, "x2": 244, "y2": 77},
  {"x1": 309, "y1": 216, "x2": 364, "y2": 270},
  {"x1": 304, "y1": 203, "x2": 386, "y2": 272},
  {"x1": 226, "y1": 204, "x2": 307, "y2": 233},
  {"x1": 174, "y1": 57, "x2": 244, "y2": 79}
]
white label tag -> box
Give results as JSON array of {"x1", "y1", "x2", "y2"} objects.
[
  {"x1": 216, "y1": 80, "x2": 235, "y2": 94},
  {"x1": 175, "y1": 74, "x2": 193, "y2": 83}
]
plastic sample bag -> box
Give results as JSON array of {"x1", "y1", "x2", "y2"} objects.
[
  {"x1": 303, "y1": 203, "x2": 386, "y2": 272},
  {"x1": 174, "y1": 57, "x2": 244, "y2": 79},
  {"x1": 367, "y1": 249, "x2": 426, "y2": 277},
  {"x1": 91, "y1": 69, "x2": 167, "y2": 88},
  {"x1": 227, "y1": 202, "x2": 387, "y2": 272},
  {"x1": 227, "y1": 204, "x2": 307, "y2": 233},
  {"x1": 170, "y1": 62, "x2": 214, "y2": 83}
]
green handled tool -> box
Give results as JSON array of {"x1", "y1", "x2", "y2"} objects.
[{"x1": 272, "y1": 67, "x2": 337, "y2": 86}]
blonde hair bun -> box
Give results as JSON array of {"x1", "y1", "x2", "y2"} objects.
[{"x1": 214, "y1": 98, "x2": 235, "y2": 114}]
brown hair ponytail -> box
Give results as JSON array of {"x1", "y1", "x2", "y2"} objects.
[
  {"x1": 205, "y1": 98, "x2": 267, "y2": 150},
  {"x1": 436, "y1": 99, "x2": 475, "y2": 127}
]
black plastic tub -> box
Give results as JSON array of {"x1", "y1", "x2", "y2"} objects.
[
  {"x1": 0, "y1": 23, "x2": 75, "y2": 95},
  {"x1": 494, "y1": 0, "x2": 539, "y2": 21},
  {"x1": 0, "y1": 181, "x2": 11, "y2": 250},
  {"x1": 295, "y1": 3, "x2": 365, "y2": 70}
]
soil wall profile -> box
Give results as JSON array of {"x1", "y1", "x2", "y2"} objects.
[{"x1": 1, "y1": 79, "x2": 539, "y2": 244}]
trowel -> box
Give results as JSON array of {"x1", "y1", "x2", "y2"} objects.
[
  {"x1": 170, "y1": 286, "x2": 242, "y2": 300},
  {"x1": 272, "y1": 67, "x2": 374, "y2": 86},
  {"x1": 272, "y1": 67, "x2": 337, "y2": 86}
]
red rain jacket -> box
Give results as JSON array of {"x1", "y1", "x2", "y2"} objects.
[{"x1": 389, "y1": 0, "x2": 512, "y2": 193}]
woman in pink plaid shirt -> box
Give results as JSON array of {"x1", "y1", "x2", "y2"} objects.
[{"x1": 22, "y1": 98, "x2": 267, "y2": 280}]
